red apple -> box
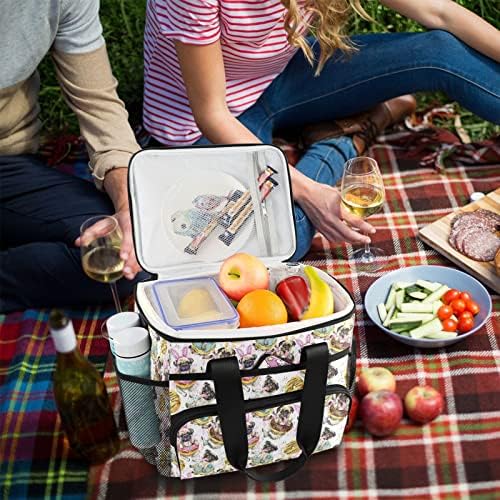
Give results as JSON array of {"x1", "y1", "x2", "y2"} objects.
[
  {"x1": 360, "y1": 390, "x2": 403, "y2": 437},
  {"x1": 357, "y1": 367, "x2": 396, "y2": 397},
  {"x1": 218, "y1": 253, "x2": 269, "y2": 301},
  {"x1": 345, "y1": 394, "x2": 359, "y2": 433},
  {"x1": 404, "y1": 385, "x2": 444, "y2": 424}
]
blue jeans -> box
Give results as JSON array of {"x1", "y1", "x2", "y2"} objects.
[
  {"x1": 0, "y1": 155, "x2": 144, "y2": 312},
  {"x1": 199, "y1": 31, "x2": 500, "y2": 260}
]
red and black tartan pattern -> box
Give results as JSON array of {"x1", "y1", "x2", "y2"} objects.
[{"x1": 1, "y1": 130, "x2": 499, "y2": 500}]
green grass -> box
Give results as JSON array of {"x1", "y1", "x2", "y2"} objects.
[
  {"x1": 39, "y1": 0, "x2": 147, "y2": 136},
  {"x1": 38, "y1": 0, "x2": 499, "y2": 141}
]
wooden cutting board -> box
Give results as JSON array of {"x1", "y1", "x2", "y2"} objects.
[{"x1": 419, "y1": 188, "x2": 500, "y2": 293}]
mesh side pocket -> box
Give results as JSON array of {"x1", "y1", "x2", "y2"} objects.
[
  {"x1": 116, "y1": 373, "x2": 178, "y2": 477},
  {"x1": 116, "y1": 376, "x2": 161, "y2": 451}
]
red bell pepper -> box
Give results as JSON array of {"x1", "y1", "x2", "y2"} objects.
[{"x1": 275, "y1": 276, "x2": 310, "y2": 321}]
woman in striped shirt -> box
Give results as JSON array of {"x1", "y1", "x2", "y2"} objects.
[{"x1": 143, "y1": 0, "x2": 500, "y2": 260}]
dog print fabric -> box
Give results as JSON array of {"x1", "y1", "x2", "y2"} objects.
[{"x1": 125, "y1": 304, "x2": 355, "y2": 478}]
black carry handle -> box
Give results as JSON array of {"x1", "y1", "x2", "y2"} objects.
[{"x1": 208, "y1": 342, "x2": 329, "y2": 482}]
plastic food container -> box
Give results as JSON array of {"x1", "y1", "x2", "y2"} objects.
[{"x1": 151, "y1": 277, "x2": 239, "y2": 330}]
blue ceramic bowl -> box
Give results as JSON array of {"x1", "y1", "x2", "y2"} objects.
[{"x1": 364, "y1": 265, "x2": 492, "y2": 348}]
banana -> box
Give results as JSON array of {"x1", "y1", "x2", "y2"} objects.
[{"x1": 301, "y1": 266, "x2": 334, "y2": 319}]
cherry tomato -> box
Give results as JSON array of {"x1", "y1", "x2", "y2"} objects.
[
  {"x1": 443, "y1": 289, "x2": 460, "y2": 305},
  {"x1": 465, "y1": 299, "x2": 480, "y2": 316},
  {"x1": 437, "y1": 305, "x2": 453, "y2": 321},
  {"x1": 457, "y1": 317, "x2": 474, "y2": 333},
  {"x1": 442, "y1": 318, "x2": 458, "y2": 332},
  {"x1": 459, "y1": 311, "x2": 473, "y2": 321},
  {"x1": 459, "y1": 291, "x2": 471, "y2": 302},
  {"x1": 450, "y1": 298, "x2": 466, "y2": 315}
]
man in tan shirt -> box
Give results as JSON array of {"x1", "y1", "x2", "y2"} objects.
[{"x1": 0, "y1": 0, "x2": 143, "y2": 312}]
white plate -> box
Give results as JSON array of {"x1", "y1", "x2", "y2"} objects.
[{"x1": 161, "y1": 171, "x2": 254, "y2": 261}]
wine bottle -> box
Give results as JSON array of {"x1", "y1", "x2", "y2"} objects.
[{"x1": 49, "y1": 310, "x2": 120, "y2": 463}]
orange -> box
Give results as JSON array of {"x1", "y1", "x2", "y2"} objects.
[{"x1": 237, "y1": 289, "x2": 288, "y2": 328}]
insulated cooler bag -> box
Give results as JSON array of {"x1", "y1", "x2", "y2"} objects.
[{"x1": 117, "y1": 145, "x2": 356, "y2": 480}]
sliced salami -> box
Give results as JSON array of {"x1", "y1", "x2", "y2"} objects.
[
  {"x1": 450, "y1": 212, "x2": 466, "y2": 228},
  {"x1": 451, "y1": 209, "x2": 499, "y2": 231},
  {"x1": 450, "y1": 219, "x2": 489, "y2": 251},
  {"x1": 475, "y1": 209, "x2": 500, "y2": 230},
  {"x1": 449, "y1": 229, "x2": 460, "y2": 250},
  {"x1": 452, "y1": 213, "x2": 489, "y2": 231},
  {"x1": 456, "y1": 226, "x2": 489, "y2": 254},
  {"x1": 454, "y1": 217, "x2": 490, "y2": 236},
  {"x1": 462, "y1": 232, "x2": 500, "y2": 262},
  {"x1": 448, "y1": 208, "x2": 500, "y2": 261},
  {"x1": 449, "y1": 225, "x2": 467, "y2": 251}
]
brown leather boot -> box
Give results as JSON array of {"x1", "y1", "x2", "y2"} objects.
[{"x1": 301, "y1": 95, "x2": 417, "y2": 154}]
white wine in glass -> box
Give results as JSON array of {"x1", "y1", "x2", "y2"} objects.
[
  {"x1": 341, "y1": 184, "x2": 384, "y2": 218},
  {"x1": 341, "y1": 157, "x2": 386, "y2": 272},
  {"x1": 80, "y1": 215, "x2": 124, "y2": 312}
]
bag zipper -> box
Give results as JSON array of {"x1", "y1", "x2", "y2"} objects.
[
  {"x1": 114, "y1": 338, "x2": 355, "y2": 387},
  {"x1": 128, "y1": 144, "x2": 296, "y2": 275},
  {"x1": 169, "y1": 347, "x2": 350, "y2": 381},
  {"x1": 170, "y1": 384, "x2": 350, "y2": 447},
  {"x1": 135, "y1": 283, "x2": 355, "y2": 343},
  {"x1": 128, "y1": 145, "x2": 355, "y2": 342}
]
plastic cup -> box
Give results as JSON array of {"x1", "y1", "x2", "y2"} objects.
[{"x1": 103, "y1": 312, "x2": 141, "y2": 354}]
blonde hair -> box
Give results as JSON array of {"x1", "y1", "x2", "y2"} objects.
[{"x1": 281, "y1": 0, "x2": 370, "y2": 75}]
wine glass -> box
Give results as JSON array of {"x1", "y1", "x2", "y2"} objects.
[
  {"x1": 340, "y1": 157, "x2": 386, "y2": 273},
  {"x1": 80, "y1": 215, "x2": 124, "y2": 312}
]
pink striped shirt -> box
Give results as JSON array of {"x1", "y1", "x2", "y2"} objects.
[{"x1": 143, "y1": 0, "x2": 307, "y2": 145}]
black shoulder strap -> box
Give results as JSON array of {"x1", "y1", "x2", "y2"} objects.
[{"x1": 209, "y1": 342, "x2": 329, "y2": 481}]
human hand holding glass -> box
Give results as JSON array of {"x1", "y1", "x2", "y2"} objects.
[
  {"x1": 80, "y1": 215, "x2": 125, "y2": 312},
  {"x1": 340, "y1": 157, "x2": 386, "y2": 272}
]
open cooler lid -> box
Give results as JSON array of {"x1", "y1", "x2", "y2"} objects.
[{"x1": 128, "y1": 145, "x2": 296, "y2": 277}]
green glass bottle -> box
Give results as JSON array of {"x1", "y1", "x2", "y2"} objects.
[{"x1": 49, "y1": 310, "x2": 120, "y2": 463}]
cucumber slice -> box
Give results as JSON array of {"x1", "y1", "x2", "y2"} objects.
[
  {"x1": 390, "y1": 317, "x2": 424, "y2": 325},
  {"x1": 383, "y1": 305, "x2": 396, "y2": 327},
  {"x1": 407, "y1": 291, "x2": 428, "y2": 300},
  {"x1": 377, "y1": 303, "x2": 388, "y2": 323},
  {"x1": 425, "y1": 331, "x2": 458, "y2": 340},
  {"x1": 416, "y1": 280, "x2": 442, "y2": 292},
  {"x1": 422, "y1": 285, "x2": 450, "y2": 303},
  {"x1": 409, "y1": 318, "x2": 443, "y2": 339},
  {"x1": 395, "y1": 289, "x2": 405, "y2": 310},
  {"x1": 400, "y1": 302, "x2": 435, "y2": 314},
  {"x1": 398, "y1": 332, "x2": 411, "y2": 337},
  {"x1": 390, "y1": 321, "x2": 422, "y2": 332},
  {"x1": 392, "y1": 327, "x2": 419, "y2": 334},
  {"x1": 394, "y1": 313, "x2": 435, "y2": 322},
  {"x1": 385, "y1": 286, "x2": 397, "y2": 310},
  {"x1": 432, "y1": 302, "x2": 442, "y2": 315},
  {"x1": 405, "y1": 285, "x2": 428, "y2": 295},
  {"x1": 395, "y1": 281, "x2": 414, "y2": 290}
]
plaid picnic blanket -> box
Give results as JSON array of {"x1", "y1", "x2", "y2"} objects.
[{"x1": 1, "y1": 128, "x2": 499, "y2": 500}]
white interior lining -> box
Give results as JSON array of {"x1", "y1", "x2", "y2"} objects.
[
  {"x1": 136, "y1": 266, "x2": 354, "y2": 341},
  {"x1": 129, "y1": 146, "x2": 296, "y2": 276}
]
